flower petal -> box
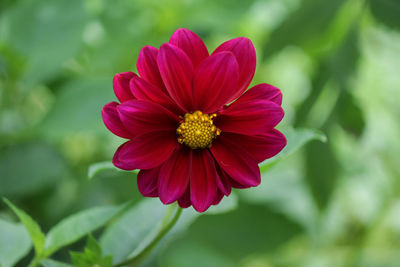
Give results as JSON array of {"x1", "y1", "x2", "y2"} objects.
[
  {"x1": 211, "y1": 135, "x2": 261, "y2": 188},
  {"x1": 158, "y1": 43, "x2": 194, "y2": 111},
  {"x1": 192, "y1": 51, "x2": 239, "y2": 113},
  {"x1": 212, "y1": 190, "x2": 224, "y2": 206},
  {"x1": 137, "y1": 46, "x2": 166, "y2": 92},
  {"x1": 130, "y1": 76, "x2": 183, "y2": 115},
  {"x1": 190, "y1": 150, "x2": 217, "y2": 212},
  {"x1": 212, "y1": 37, "x2": 256, "y2": 102},
  {"x1": 215, "y1": 164, "x2": 232, "y2": 196},
  {"x1": 217, "y1": 100, "x2": 284, "y2": 136},
  {"x1": 235, "y1": 83, "x2": 282, "y2": 106},
  {"x1": 169, "y1": 28, "x2": 209, "y2": 67},
  {"x1": 102, "y1": 102, "x2": 134, "y2": 139},
  {"x1": 137, "y1": 166, "x2": 160, "y2": 197},
  {"x1": 117, "y1": 100, "x2": 179, "y2": 136},
  {"x1": 112, "y1": 131, "x2": 177, "y2": 170},
  {"x1": 113, "y1": 72, "x2": 137, "y2": 103},
  {"x1": 178, "y1": 188, "x2": 191, "y2": 208},
  {"x1": 158, "y1": 147, "x2": 192, "y2": 204},
  {"x1": 216, "y1": 130, "x2": 286, "y2": 164}
]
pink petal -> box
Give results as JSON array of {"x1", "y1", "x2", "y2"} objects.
[
  {"x1": 112, "y1": 131, "x2": 177, "y2": 170},
  {"x1": 190, "y1": 150, "x2": 217, "y2": 212},
  {"x1": 102, "y1": 102, "x2": 134, "y2": 139},
  {"x1": 130, "y1": 76, "x2": 183, "y2": 115},
  {"x1": 216, "y1": 130, "x2": 286, "y2": 164},
  {"x1": 117, "y1": 100, "x2": 179, "y2": 136},
  {"x1": 211, "y1": 135, "x2": 261, "y2": 188},
  {"x1": 192, "y1": 51, "x2": 239, "y2": 113},
  {"x1": 235, "y1": 83, "x2": 282, "y2": 106},
  {"x1": 217, "y1": 100, "x2": 284, "y2": 136},
  {"x1": 215, "y1": 164, "x2": 232, "y2": 196},
  {"x1": 136, "y1": 46, "x2": 166, "y2": 92},
  {"x1": 157, "y1": 43, "x2": 194, "y2": 112},
  {"x1": 169, "y1": 28, "x2": 209, "y2": 67},
  {"x1": 212, "y1": 190, "x2": 224, "y2": 206},
  {"x1": 158, "y1": 147, "x2": 192, "y2": 204},
  {"x1": 113, "y1": 72, "x2": 137, "y2": 103},
  {"x1": 178, "y1": 188, "x2": 191, "y2": 208},
  {"x1": 137, "y1": 166, "x2": 160, "y2": 197},
  {"x1": 212, "y1": 37, "x2": 256, "y2": 102}
]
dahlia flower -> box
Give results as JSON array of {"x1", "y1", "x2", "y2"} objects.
[{"x1": 102, "y1": 29, "x2": 286, "y2": 212}]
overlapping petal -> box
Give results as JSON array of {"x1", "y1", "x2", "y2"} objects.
[
  {"x1": 117, "y1": 100, "x2": 179, "y2": 136},
  {"x1": 234, "y1": 83, "x2": 282, "y2": 106},
  {"x1": 137, "y1": 46, "x2": 166, "y2": 92},
  {"x1": 158, "y1": 43, "x2": 194, "y2": 111},
  {"x1": 215, "y1": 164, "x2": 232, "y2": 196},
  {"x1": 212, "y1": 37, "x2": 256, "y2": 102},
  {"x1": 113, "y1": 131, "x2": 177, "y2": 170},
  {"x1": 169, "y1": 28, "x2": 209, "y2": 67},
  {"x1": 113, "y1": 72, "x2": 137, "y2": 103},
  {"x1": 158, "y1": 147, "x2": 192, "y2": 204},
  {"x1": 137, "y1": 166, "x2": 160, "y2": 197},
  {"x1": 192, "y1": 51, "x2": 239, "y2": 113},
  {"x1": 101, "y1": 102, "x2": 134, "y2": 139}
]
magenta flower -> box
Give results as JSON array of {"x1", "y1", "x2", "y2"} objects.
[{"x1": 102, "y1": 29, "x2": 286, "y2": 212}]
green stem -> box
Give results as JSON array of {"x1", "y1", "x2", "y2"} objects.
[{"x1": 115, "y1": 204, "x2": 183, "y2": 267}]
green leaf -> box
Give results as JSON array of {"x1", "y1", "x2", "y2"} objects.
[
  {"x1": 41, "y1": 259, "x2": 72, "y2": 267},
  {"x1": 3, "y1": 198, "x2": 46, "y2": 256},
  {"x1": 0, "y1": 0, "x2": 87, "y2": 84},
  {"x1": 369, "y1": 0, "x2": 400, "y2": 30},
  {"x1": 88, "y1": 161, "x2": 132, "y2": 180},
  {"x1": 260, "y1": 127, "x2": 326, "y2": 172},
  {"x1": 70, "y1": 235, "x2": 113, "y2": 267},
  {"x1": 0, "y1": 218, "x2": 31, "y2": 267},
  {"x1": 44, "y1": 204, "x2": 126, "y2": 256},
  {"x1": 0, "y1": 142, "x2": 69, "y2": 197}
]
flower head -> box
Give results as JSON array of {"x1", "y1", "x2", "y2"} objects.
[{"x1": 102, "y1": 29, "x2": 286, "y2": 212}]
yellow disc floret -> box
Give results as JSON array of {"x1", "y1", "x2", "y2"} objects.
[{"x1": 176, "y1": 111, "x2": 221, "y2": 149}]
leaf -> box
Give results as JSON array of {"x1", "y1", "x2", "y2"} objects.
[
  {"x1": 369, "y1": 0, "x2": 400, "y2": 30},
  {"x1": 0, "y1": 218, "x2": 31, "y2": 267},
  {"x1": 0, "y1": 0, "x2": 87, "y2": 84},
  {"x1": 88, "y1": 161, "x2": 132, "y2": 180},
  {"x1": 70, "y1": 235, "x2": 113, "y2": 267},
  {"x1": 260, "y1": 127, "x2": 326, "y2": 172},
  {"x1": 262, "y1": 0, "x2": 346, "y2": 58},
  {"x1": 44, "y1": 204, "x2": 126, "y2": 256},
  {"x1": 41, "y1": 259, "x2": 72, "y2": 267},
  {"x1": 0, "y1": 142, "x2": 69, "y2": 197}
]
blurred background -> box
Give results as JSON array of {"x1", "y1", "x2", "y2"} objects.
[{"x1": 1, "y1": 0, "x2": 400, "y2": 266}]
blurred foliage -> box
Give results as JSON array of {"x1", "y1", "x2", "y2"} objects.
[{"x1": 1, "y1": 0, "x2": 400, "y2": 266}]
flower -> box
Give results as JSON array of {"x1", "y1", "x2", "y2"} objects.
[{"x1": 102, "y1": 28, "x2": 286, "y2": 212}]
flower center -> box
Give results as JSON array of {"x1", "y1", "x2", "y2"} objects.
[{"x1": 176, "y1": 111, "x2": 221, "y2": 149}]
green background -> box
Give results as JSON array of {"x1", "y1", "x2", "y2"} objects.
[{"x1": 1, "y1": 0, "x2": 400, "y2": 266}]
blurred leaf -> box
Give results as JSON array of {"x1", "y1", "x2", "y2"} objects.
[
  {"x1": 263, "y1": 0, "x2": 345, "y2": 58},
  {"x1": 88, "y1": 161, "x2": 131, "y2": 180},
  {"x1": 337, "y1": 91, "x2": 365, "y2": 136},
  {"x1": 0, "y1": 218, "x2": 31, "y2": 267},
  {"x1": 3, "y1": 198, "x2": 45, "y2": 256},
  {"x1": 44, "y1": 204, "x2": 126, "y2": 256},
  {"x1": 38, "y1": 78, "x2": 114, "y2": 139},
  {"x1": 70, "y1": 235, "x2": 113, "y2": 267},
  {"x1": 369, "y1": 0, "x2": 400, "y2": 30},
  {"x1": 41, "y1": 259, "x2": 72, "y2": 267},
  {"x1": 0, "y1": 0, "x2": 87, "y2": 84},
  {"x1": 260, "y1": 127, "x2": 326, "y2": 172},
  {"x1": 0, "y1": 142, "x2": 69, "y2": 197}
]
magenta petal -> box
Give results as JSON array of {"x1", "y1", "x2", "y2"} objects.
[
  {"x1": 102, "y1": 102, "x2": 134, "y2": 139},
  {"x1": 169, "y1": 28, "x2": 209, "y2": 67},
  {"x1": 212, "y1": 190, "x2": 224, "y2": 206},
  {"x1": 137, "y1": 166, "x2": 160, "y2": 197},
  {"x1": 130, "y1": 76, "x2": 183, "y2": 115},
  {"x1": 158, "y1": 147, "x2": 192, "y2": 204},
  {"x1": 212, "y1": 37, "x2": 256, "y2": 102},
  {"x1": 118, "y1": 100, "x2": 179, "y2": 136},
  {"x1": 190, "y1": 150, "x2": 217, "y2": 212},
  {"x1": 137, "y1": 46, "x2": 166, "y2": 92},
  {"x1": 157, "y1": 43, "x2": 194, "y2": 112},
  {"x1": 113, "y1": 72, "x2": 137, "y2": 103},
  {"x1": 113, "y1": 132, "x2": 177, "y2": 171},
  {"x1": 178, "y1": 188, "x2": 191, "y2": 208},
  {"x1": 235, "y1": 83, "x2": 282, "y2": 106},
  {"x1": 211, "y1": 135, "x2": 261, "y2": 188},
  {"x1": 215, "y1": 164, "x2": 232, "y2": 196},
  {"x1": 193, "y1": 51, "x2": 239, "y2": 113},
  {"x1": 217, "y1": 100, "x2": 284, "y2": 136}
]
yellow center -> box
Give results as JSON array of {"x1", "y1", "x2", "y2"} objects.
[{"x1": 176, "y1": 111, "x2": 221, "y2": 149}]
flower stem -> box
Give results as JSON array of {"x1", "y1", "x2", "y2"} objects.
[{"x1": 115, "y1": 204, "x2": 183, "y2": 267}]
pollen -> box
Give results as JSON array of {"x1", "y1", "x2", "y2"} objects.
[{"x1": 176, "y1": 111, "x2": 221, "y2": 149}]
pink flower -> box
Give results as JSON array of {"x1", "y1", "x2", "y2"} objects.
[{"x1": 102, "y1": 29, "x2": 286, "y2": 212}]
